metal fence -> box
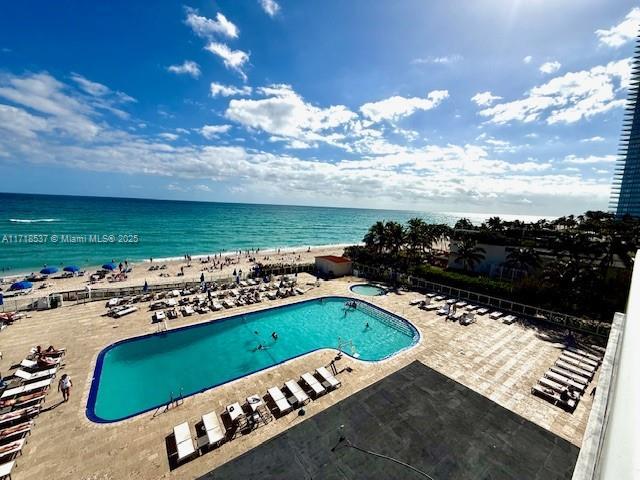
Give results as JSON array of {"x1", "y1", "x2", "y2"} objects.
[{"x1": 353, "y1": 262, "x2": 611, "y2": 337}]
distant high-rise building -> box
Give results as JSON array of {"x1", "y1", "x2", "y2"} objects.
[{"x1": 610, "y1": 35, "x2": 640, "y2": 217}]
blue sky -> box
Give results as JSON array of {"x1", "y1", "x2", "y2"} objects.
[{"x1": 0, "y1": 0, "x2": 637, "y2": 215}]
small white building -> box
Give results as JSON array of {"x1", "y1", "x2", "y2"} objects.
[{"x1": 315, "y1": 255, "x2": 353, "y2": 278}]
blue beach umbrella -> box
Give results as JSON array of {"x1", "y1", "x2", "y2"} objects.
[
  {"x1": 40, "y1": 266, "x2": 58, "y2": 275},
  {"x1": 64, "y1": 265, "x2": 80, "y2": 273},
  {"x1": 102, "y1": 263, "x2": 117, "y2": 271},
  {"x1": 10, "y1": 281, "x2": 33, "y2": 291}
]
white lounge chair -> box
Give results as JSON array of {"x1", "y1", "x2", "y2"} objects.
[
  {"x1": 544, "y1": 370, "x2": 586, "y2": 393},
  {"x1": 549, "y1": 365, "x2": 590, "y2": 385},
  {"x1": 201, "y1": 412, "x2": 225, "y2": 448},
  {"x1": 153, "y1": 311, "x2": 166, "y2": 322},
  {"x1": 555, "y1": 360, "x2": 593, "y2": 380},
  {"x1": 300, "y1": 373, "x2": 325, "y2": 397},
  {"x1": 173, "y1": 422, "x2": 197, "y2": 464},
  {"x1": 455, "y1": 301, "x2": 467, "y2": 308},
  {"x1": 1, "y1": 378, "x2": 51, "y2": 399},
  {"x1": 0, "y1": 421, "x2": 32, "y2": 442},
  {"x1": 113, "y1": 306, "x2": 137, "y2": 318},
  {"x1": 476, "y1": 308, "x2": 489, "y2": 315},
  {"x1": 181, "y1": 306, "x2": 194, "y2": 316},
  {"x1": 0, "y1": 406, "x2": 40, "y2": 427},
  {"x1": 222, "y1": 299, "x2": 235, "y2": 308},
  {"x1": 502, "y1": 314, "x2": 517, "y2": 324},
  {"x1": 0, "y1": 461, "x2": 15, "y2": 480},
  {"x1": 559, "y1": 354, "x2": 596, "y2": 373},
  {"x1": 0, "y1": 438, "x2": 25, "y2": 461},
  {"x1": 434, "y1": 295, "x2": 445, "y2": 301},
  {"x1": 13, "y1": 367, "x2": 57, "y2": 383},
  {"x1": 268, "y1": 387, "x2": 293, "y2": 415},
  {"x1": 489, "y1": 311, "x2": 503, "y2": 319},
  {"x1": 211, "y1": 302, "x2": 223, "y2": 311},
  {"x1": 465, "y1": 304, "x2": 478, "y2": 311},
  {"x1": 21, "y1": 358, "x2": 61, "y2": 370},
  {"x1": 460, "y1": 312, "x2": 476, "y2": 325},
  {"x1": 284, "y1": 380, "x2": 310, "y2": 406},
  {"x1": 437, "y1": 305, "x2": 450, "y2": 316},
  {"x1": 315, "y1": 367, "x2": 341, "y2": 390},
  {"x1": 563, "y1": 350, "x2": 599, "y2": 367}
]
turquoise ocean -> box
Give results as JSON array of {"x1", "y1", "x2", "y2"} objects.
[{"x1": 0, "y1": 193, "x2": 461, "y2": 275}]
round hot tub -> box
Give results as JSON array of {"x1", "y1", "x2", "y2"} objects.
[{"x1": 350, "y1": 284, "x2": 386, "y2": 296}]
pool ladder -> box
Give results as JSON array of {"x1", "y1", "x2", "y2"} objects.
[{"x1": 152, "y1": 388, "x2": 184, "y2": 418}]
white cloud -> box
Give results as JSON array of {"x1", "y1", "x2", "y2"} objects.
[
  {"x1": 596, "y1": 7, "x2": 640, "y2": 48},
  {"x1": 185, "y1": 8, "x2": 238, "y2": 39},
  {"x1": 210, "y1": 82, "x2": 252, "y2": 97},
  {"x1": 563, "y1": 154, "x2": 617, "y2": 165},
  {"x1": 167, "y1": 60, "x2": 201, "y2": 78},
  {"x1": 205, "y1": 42, "x2": 250, "y2": 80},
  {"x1": 225, "y1": 84, "x2": 356, "y2": 148},
  {"x1": 479, "y1": 59, "x2": 631, "y2": 125},
  {"x1": 70, "y1": 73, "x2": 110, "y2": 96},
  {"x1": 200, "y1": 124, "x2": 232, "y2": 139},
  {"x1": 580, "y1": 136, "x2": 605, "y2": 143},
  {"x1": 523, "y1": 56, "x2": 533, "y2": 64},
  {"x1": 194, "y1": 184, "x2": 211, "y2": 192},
  {"x1": 159, "y1": 133, "x2": 179, "y2": 141},
  {"x1": 539, "y1": 61, "x2": 562, "y2": 74},
  {"x1": 359, "y1": 90, "x2": 449, "y2": 122},
  {"x1": 471, "y1": 91, "x2": 502, "y2": 107},
  {"x1": 411, "y1": 55, "x2": 462, "y2": 65},
  {"x1": 259, "y1": 0, "x2": 280, "y2": 17}
]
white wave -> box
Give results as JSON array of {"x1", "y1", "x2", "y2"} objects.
[{"x1": 8, "y1": 218, "x2": 60, "y2": 223}]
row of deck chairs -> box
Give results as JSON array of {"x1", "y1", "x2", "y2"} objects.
[
  {"x1": 0, "y1": 347, "x2": 66, "y2": 479},
  {"x1": 170, "y1": 366, "x2": 342, "y2": 467},
  {"x1": 151, "y1": 286, "x2": 307, "y2": 323},
  {"x1": 411, "y1": 293, "x2": 519, "y2": 325},
  {"x1": 531, "y1": 345, "x2": 603, "y2": 412},
  {"x1": 0, "y1": 313, "x2": 25, "y2": 337}
]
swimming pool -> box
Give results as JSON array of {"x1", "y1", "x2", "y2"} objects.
[
  {"x1": 87, "y1": 296, "x2": 419, "y2": 422},
  {"x1": 350, "y1": 284, "x2": 386, "y2": 296}
]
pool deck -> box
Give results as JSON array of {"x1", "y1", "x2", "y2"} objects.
[{"x1": 0, "y1": 274, "x2": 600, "y2": 479}]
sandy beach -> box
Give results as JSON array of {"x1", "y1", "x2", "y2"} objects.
[{"x1": 0, "y1": 243, "x2": 350, "y2": 303}]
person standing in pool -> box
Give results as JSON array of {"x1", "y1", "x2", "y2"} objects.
[
  {"x1": 58, "y1": 374, "x2": 72, "y2": 402},
  {"x1": 271, "y1": 332, "x2": 278, "y2": 340}
]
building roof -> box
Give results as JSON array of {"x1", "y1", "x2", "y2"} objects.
[{"x1": 314, "y1": 255, "x2": 352, "y2": 264}]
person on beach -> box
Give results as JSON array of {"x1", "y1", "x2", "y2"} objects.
[{"x1": 58, "y1": 374, "x2": 72, "y2": 402}]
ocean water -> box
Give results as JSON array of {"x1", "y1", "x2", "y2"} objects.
[
  {"x1": 87, "y1": 297, "x2": 418, "y2": 422},
  {"x1": 0, "y1": 193, "x2": 458, "y2": 274}
]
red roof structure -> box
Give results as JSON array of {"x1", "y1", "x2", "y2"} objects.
[{"x1": 315, "y1": 255, "x2": 352, "y2": 264}]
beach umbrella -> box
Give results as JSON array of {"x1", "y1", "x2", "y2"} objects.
[
  {"x1": 102, "y1": 263, "x2": 117, "y2": 271},
  {"x1": 63, "y1": 265, "x2": 80, "y2": 273},
  {"x1": 10, "y1": 281, "x2": 33, "y2": 291},
  {"x1": 40, "y1": 266, "x2": 58, "y2": 275}
]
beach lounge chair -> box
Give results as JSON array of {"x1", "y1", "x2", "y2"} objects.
[
  {"x1": 476, "y1": 308, "x2": 489, "y2": 315},
  {"x1": 266, "y1": 292, "x2": 277, "y2": 300},
  {"x1": 567, "y1": 347, "x2": 602, "y2": 363},
  {"x1": 544, "y1": 371, "x2": 586, "y2": 393},
  {"x1": 460, "y1": 312, "x2": 476, "y2": 325},
  {"x1": 446, "y1": 299, "x2": 456, "y2": 305},
  {"x1": 531, "y1": 384, "x2": 576, "y2": 410},
  {"x1": 21, "y1": 357, "x2": 61, "y2": 370},
  {"x1": 436, "y1": 304, "x2": 450, "y2": 316},
  {"x1": 409, "y1": 298, "x2": 423, "y2": 306},
  {"x1": 1, "y1": 379, "x2": 51, "y2": 399},
  {"x1": 434, "y1": 295, "x2": 445, "y2": 302},
  {"x1": 555, "y1": 360, "x2": 593, "y2": 380},
  {"x1": 0, "y1": 421, "x2": 32, "y2": 443},
  {"x1": 502, "y1": 314, "x2": 517, "y2": 325},
  {"x1": 0, "y1": 460, "x2": 14, "y2": 480},
  {"x1": 563, "y1": 350, "x2": 598, "y2": 367},
  {"x1": 549, "y1": 365, "x2": 590, "y2": 385},
  {"x1": 426, "y1": 293, "x2": 437, "y2": 298},
  {"x1": 284, "y1": 380, "x2": 310, "y2": 406},
  {"x1": 222, "y1": 299, "x2": 235, "y2": 309},
  {"x1": 172, "y1": 422, "x2": 197, "y2": 464},
  {"x1": 12, "y1": 368, "x2": 57, "y2": 383},
  {"x1": 455, "y1": 301, "x2": 467, "y2": 308},
  {"x1": 559, "y1": 354, "x2": 596, "y2": 373},
  {"x1": 211, "y1": 302, "x2": 223, "y2": 311},
  {"x1": 200, "y1": 412, "x2": 225, "y2": 449},
  {"x1": 0, "y1": 438, "x2": 25, "y2": 461},
  {"x1": 300, "y1": 373, "x2": 326, "y2": 398},
  {"x1": 450, "y1": 311, "x2": 465, "y2": 322},
  {"x1": 153, "y1": 311, "x2": 166, "y2": 322},
  {"x1": 489, "y1": 311, "x2": 503, "y2": 320},
  {"x1": 0, "y1": 407, "x2": 40, "y2": 427},
  {"x1": 420, "y1": 299, "x2": 438, "y2": 311},
  {"x1": 106, "y1": 297, "x2": 121, "y2": 308},
  {"x1": 267, "y1": 387, "x2": 293, "y2": 416},
  {"x1": 181, "y1": 306, "x2": 194, "y2": 317},
  {"x1": 113, "y1": 306, "x2": 137, "y2": 318},
  {"x1": 315, "y1": 367, "x2": 341, "y2": 390}
]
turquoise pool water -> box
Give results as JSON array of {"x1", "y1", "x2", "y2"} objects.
[
  {"x1": 87, "y1": 297, "x2": 418, "y2": 422},
  {"x1": 350, "y1": 284, "x2": 386, "y2": 296}
]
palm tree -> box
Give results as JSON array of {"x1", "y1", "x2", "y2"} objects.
[
  {"x1": 363, "y1": 221, "x2": 386, "y2": 254},
  {"x1": 453, "y1": 237, "x2": 486, "y2": 271},
  {"x1": 406, "y1": 218, "x2": 427, "y2": 259},
  {"x1": 504, "y1": 247, "x2": 540, "y2": 272},
  {"x1": 454, "y1": 218, "x2": 474, "y2": 230},
  {"x1": 486, "y1": 216, "x2": 503, "y2": 232},
  {"x1": 384, "y1": 221, "x2": 405, "y2": 257}
]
